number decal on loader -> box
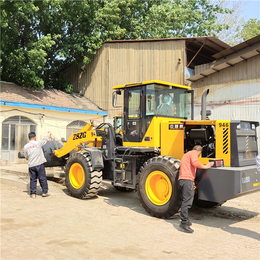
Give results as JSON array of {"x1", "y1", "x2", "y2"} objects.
[
  {"x1": 73, "y1": 132, "x2": 87, "y2": 140},
  {"x1": 219, "y1": 123, "x2": 229, "y2": 128}
]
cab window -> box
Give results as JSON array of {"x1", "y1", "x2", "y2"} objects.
[
  {"x1": 128, "y1": 89, "x2": 141, "y2": 119},
  {"x1": 145, "y1": 84, "x2": 191, "y2": 119}
]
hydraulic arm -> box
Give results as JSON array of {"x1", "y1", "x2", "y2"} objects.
[{"x1": 54, "y1": 123, "x2": 102, "y2": 158}]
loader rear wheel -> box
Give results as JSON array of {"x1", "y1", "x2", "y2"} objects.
[
  {"x1": 65, "y1": 152, "x2": 102, "y2": 199},
  {"x1": 138, "y1": 156, "x2": 181, "y2": 218}
]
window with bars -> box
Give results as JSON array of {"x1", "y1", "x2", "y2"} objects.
[{"x1": 1, "y1": 116, "x2": 36, "y2": 151}]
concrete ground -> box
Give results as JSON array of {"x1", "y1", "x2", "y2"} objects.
[{"x1": 1, "y1": 164, "x2": 260, "y2": 260}]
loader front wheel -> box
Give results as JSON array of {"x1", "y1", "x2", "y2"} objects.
[
  {"x1": 65, "y1": 152, "x2": 102, "y2": 199},
  {"x1": 138, "y1": 156, "x2": 181, "y2": 218},
  {"x1": 69, "y1": 162, "x2": 85, "y2": 189}
]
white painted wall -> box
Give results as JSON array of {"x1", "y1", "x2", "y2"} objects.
[{"x1": 0, "y1": 106, "x2": 105, "y2": 164}]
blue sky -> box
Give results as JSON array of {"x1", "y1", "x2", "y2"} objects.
[{"x1": 242, "y1": 0, "x2": 260, "y2": 20}]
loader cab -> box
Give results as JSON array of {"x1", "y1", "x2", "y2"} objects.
[{"x1": 112, "y1": 81, "x2": 194, "y2": 143}]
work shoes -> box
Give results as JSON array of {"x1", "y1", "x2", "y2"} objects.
[
  {"x1": 42, "y1": 193, "x2": 50, "y2": 197},
  {"x1": 188, "y1": 220, "x2": 192, "y2": 226},
  {"x1": 30, "y1": 194, "x2": 36, "y2": 199},
  {"x1": 179, "y1": 223, "x2": 194, "y2": 233}
]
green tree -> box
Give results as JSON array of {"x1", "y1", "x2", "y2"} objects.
[
  {"x1": 236, "y1": 19, "x2": 260, "y2": 42},
  {"x1": 1, "y1": 0, "x2": 231, "y2": 92},
  {"x1": 0, "y1": 0, "x2": 59, "y2": 89}
]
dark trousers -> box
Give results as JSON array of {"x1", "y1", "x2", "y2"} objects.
[
  {"x1": 179, "y1": 179, "x2": 194, "y2": 224},
  {"x1": 29, "y1": 164, "x2": 48, "y2": 195}
]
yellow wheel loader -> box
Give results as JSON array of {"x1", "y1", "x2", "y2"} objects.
[{"x1": 19, "y1": 80, "x2": 260, "y2": 218}]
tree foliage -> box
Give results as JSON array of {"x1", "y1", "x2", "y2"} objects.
[
  {"x1": 1, "y1": 0, "x2": 231, "y2": 91},
  {"x1": 236, "y1": 19, "x2": 260, "y2": 42}
]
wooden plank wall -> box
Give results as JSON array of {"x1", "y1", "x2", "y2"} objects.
[{"x1": 62, "y1": 40, "x2": 186, "y2": 118}]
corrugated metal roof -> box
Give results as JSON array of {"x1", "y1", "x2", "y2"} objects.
[
  {"x1": 212, "y1": 34, "x2": 260, "y2": 59},
  {"x1": 188, "y1": 35, "x2": 260, "y2": 82},
  {"x1": 105, "y1": 36, "x2": 229, "y2": 49},
  {"x1": 0, "y1": 81, "x2": 106, "y2": 114},
  {"x1": 106, "y1": 36, "x2": 230, "y2": 69}
]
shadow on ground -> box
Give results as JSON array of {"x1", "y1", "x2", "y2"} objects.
[
  {"x1": 96, "y1": 181, "x2": 147, "y2": 215},
  {"x1": 166, "y1": 203, "x2": 259, "y2": 241},
  {"x1": 49, "y1": 178, "x2": 260, "y2": 241}
]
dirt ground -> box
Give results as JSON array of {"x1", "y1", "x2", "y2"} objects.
[{"x1": 1, "y1": 177, "x2": 260, "y2": 260}]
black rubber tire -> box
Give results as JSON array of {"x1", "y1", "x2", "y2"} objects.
[
  {"x1": 137, "y1": 156, "x2": 181, "y2": 218},
  {"x1": 193, "y1": 193, "x2": 219, "y2": 208},
  {"x1": 65, "y1": 151, "x2": 102, "y2": 199}
]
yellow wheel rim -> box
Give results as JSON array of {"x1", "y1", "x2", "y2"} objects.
[
  {"x1": 69, "y1": 163, "x2": 85, "y2": 189},
  {"x1": 145, "y1": 171, "x2": 172, "y2": 206}
]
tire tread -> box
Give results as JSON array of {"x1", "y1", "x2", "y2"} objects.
[
  {"x1": 65, "y1": 151, "x2": 102, "y2": 199},
  {"x1": 137, "y1": 156, "x2": 181, "y2": 219}
]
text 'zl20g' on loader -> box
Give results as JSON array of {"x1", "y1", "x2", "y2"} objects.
[{"x1": 21, "y1": 80, "x2": 260, "y2": 218}]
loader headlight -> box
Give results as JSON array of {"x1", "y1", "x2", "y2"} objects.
[
  {"x1": 252, "y1": 124, "x2": 255, "y2": 130},
  {"x1": 237, "y1": 124, "x2": 241, "y2": 129}
]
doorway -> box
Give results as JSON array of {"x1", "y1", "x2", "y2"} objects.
[{"x1": 1, "y1": 116, "x2": 36, "y2": 164}]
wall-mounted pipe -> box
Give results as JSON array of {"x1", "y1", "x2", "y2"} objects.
[{"x1": 201, "y1": 89, "x2": 209, "y2": 120}]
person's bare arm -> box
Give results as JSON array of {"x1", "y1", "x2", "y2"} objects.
[
  {"x1": 191, "y1": 153, "x2": 214, "y2": 169},
  {"x1": 200, "y1": 162, "x2": 214, "y2": 169},
  {"x1": 38, "y1": 132, "x2": 52, "y2": 147}
]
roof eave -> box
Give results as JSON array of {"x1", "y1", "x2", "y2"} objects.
[
  {"x1": 188, "y1": 36, "x2": 260, "y2": 82},
  {"x1": 0, "y1": 100, "x2": 107, "y2": 116}
]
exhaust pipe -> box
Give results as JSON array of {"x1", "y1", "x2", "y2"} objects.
[{"x1": 201, "y1": 89, "x2": 209, "y2": 120}]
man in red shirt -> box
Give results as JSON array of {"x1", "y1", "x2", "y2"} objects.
[{"x1": 179, "y1": 145, "x2": 213, "y2": 233}]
